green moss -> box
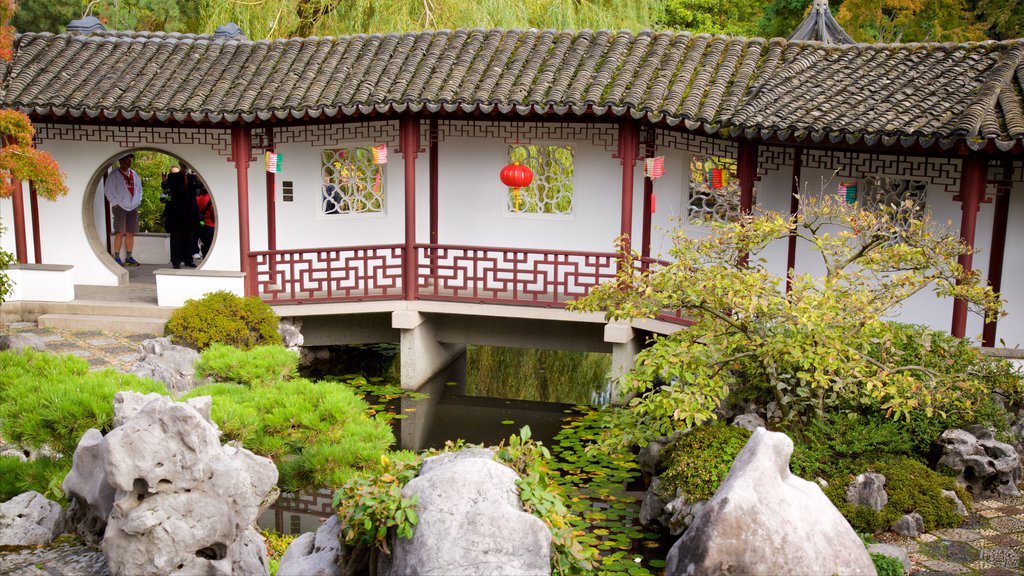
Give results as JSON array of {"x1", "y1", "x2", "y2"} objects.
[
  {"x1": 659, "y1": 424, "x2": 751, "y2": 501},
  {"x1": 828, "y1": 456, "x2": 971, "y2": 534},
  {"x1": 165, "y1": 291, "x2": 282, "y2": 351}
]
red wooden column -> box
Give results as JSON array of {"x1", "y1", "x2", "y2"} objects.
[
  {"x1": 737, "y1": 140, "x2": 758, "y2": 215},
  {"x1": 10, "y1": 177, "x2": 28, "y2": 263},
  {"x1": 641, "y1": 129, "x2": 655, "y2": 264},
  {"x1": 951, "y1": 154, "x2": 988, "y2": 339},
  {"x1": 29, "y1": 182, "x2": 42, "y2": 263},
  {"x1": 785, "y1": 147, "x2": 803, "y2": 293},
  {"x1": 982, "y1": 160, "x2": 1013, "y2": 347},
  {"x1": 400, "y1": 117, "x2": 420, "y2": 300},
  {"x1": 231, "y1": 126, "x2": 254, "y2": 296},
  {"x1": 429, "y1": 119, "x2": 439, "y2": 246},
  {"x1": 265, "y1": 127, "x2": 277, "y2": 251},
  {"x1": 618, "y1": 122, "x2": 639, "y2": 252}
]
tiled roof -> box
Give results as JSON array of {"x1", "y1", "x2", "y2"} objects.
[{"x1": 3, "y1": 28, "x2": 1024, "y2": 151}]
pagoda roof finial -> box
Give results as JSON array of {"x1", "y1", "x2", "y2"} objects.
[{"x1": 788, "y1": 0, "x2": 855, "y2": 44}]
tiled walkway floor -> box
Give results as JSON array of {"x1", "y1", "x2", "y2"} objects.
[
  {"x1": 3, "y1": 321, "x2": 1024, "y2": 575},
  {"x1": 877, "y1": 496, "x2": 1024, "y2": 575}
]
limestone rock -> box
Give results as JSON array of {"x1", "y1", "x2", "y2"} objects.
[
  {"x1": 665, "y1": 428, "x2": 875, "y2": 576},
  {"x1": 937, "y1": 427, "x2": 1022, "y2": 498},
  {"x1": 99, "y1": 392, "x2": 278, "y2": 576},
  {"x1": 0, "y1": 332, "x2": 48, "y2": 352},
  {"x1": 62, "y1": 428, "x2": 115, "y2": 543},
  {"x1": 382, "y1": 453, "x2": 551, "y2": 575},
  {"x1": 730, "y1": 413, "x2": 766, "y2": 433},
  {"x1": 130, "y1": 337, "x2": 200, "y2": 395},
  {"x1": 278, "y1": 516, "x2": 343, "y2": 576},
  {"x1": 892, "y1": 512, "x2": 924, "y2": 537},
  {"x1": 418, "y1": 447, "x2": 494, "y2": 477},
  {"x1": 0, "y1": 491, "x2": 65, "y2": 546},
  {"x1": 278, "y1": 319, "x2": 304, "y2": 351},
  {"x1": 868, "y1": 543, "x2": 911, "y2": 574},
  {"x1": 846, "y1": 472, "x2": 888, "y2": 512},
  {"x1": 941, "y1": 489, "x2": 968, "y2": 517}
]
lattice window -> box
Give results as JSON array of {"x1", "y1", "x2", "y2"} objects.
[
  {"x1": 861, "y1": 176, "x2": 928, "y2": 227},
  {"x1": 321, "y1": 147, "x2": 385, "y2": 215},
  {"x1": 688, "y1": 155, "x2": 741, "y2": 225},
  {"x1": 506, "y1": 144, "x2": 574, "y2": 215}
]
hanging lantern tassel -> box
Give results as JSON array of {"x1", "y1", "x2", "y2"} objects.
[
  {"x1": 651, "y1": 192, "x2": 656, "y2": 214},
  {"x1": 500, "y1": 162, "x2": 534, "y2": 212}
]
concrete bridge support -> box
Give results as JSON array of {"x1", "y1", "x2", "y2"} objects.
[
  {"x1": 605, "y1": 322, "x2": 642, "y2": 403},
  {"x1": 393, "y1": 310, "x2": 466, "y2": 391}
]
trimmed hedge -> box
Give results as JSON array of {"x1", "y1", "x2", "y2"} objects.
[{"x1": 165, "y1": 291, "x2": 281, "y2": 351}]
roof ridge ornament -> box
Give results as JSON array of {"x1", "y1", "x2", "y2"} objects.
[
  {"x1": 214, "y1": 23, "x2": 246, "y2": 40},
  {"x1": 788, "y1": 0, "x2": 855, "y2": 44},
  {"x1": 66, "y1": 16, "x2": 106, "y2": 34}
]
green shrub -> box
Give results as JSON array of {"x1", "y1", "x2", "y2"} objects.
[
  {"x1": 165, "y1": 291, "x2": 281, "y2": 351},
  {"x1": 659, "y1": 424, "x2": 751, "y2": 501},
  {"x1": 0, "y1": 455, "x2": 71, "y2": 503},
  {"x1": 261, "y1": 529, "x2": 298, "y2": 576},
  {"x1": 0, "y1": 349, "x2": 167, "y2": 455},
  {"x1": 828, "y1": 456, "x2": 971, "y2": 534},
  {"x1": 185, "y1": 378, "x2": 394, "y2": 493},
  {"x1": 871, "y1": 552, "x2": 904, "y2": 576},
  {"x1": 788, "y1": 413, "x2": 916, "y2": 481},
  {"x1": 196, "y1": 343, "x2": 298, "y2": 387}
]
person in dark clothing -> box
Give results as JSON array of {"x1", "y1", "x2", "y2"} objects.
[
  {"x1": 163, "y1": 170, "x2": 199, "y2": 268},
  {"x1": 195, "y1": 181, "x2": 215, "y2": 259}
]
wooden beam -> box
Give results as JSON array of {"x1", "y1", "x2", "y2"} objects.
[
  {"x1": 401, "y1": 117, "x2": 420, "y2": 300},
  {"x1": 10, "y1": 177, "x2": 27, "y2": 263},
  {"x1": 231, "y1": 126, "x2": 254, "y2": 296},
  {"x1": 29, "y1": 182, "x2": 41, "y2": 264},
  {"x1": 951, "y1": 154, "x2": 987, "y2": 338},
  {"x1": 265, "y1": 127, "x2": 277, "y2": 252},
  {"x1": 786, "y1": 148, "x2": 803, "y2": 293},
  {"x1": 618, "y1": 122, "x2": 639, "y2": 251}
]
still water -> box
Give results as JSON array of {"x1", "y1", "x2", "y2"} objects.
[{"x1": 262, "y1": 344, "x2": 614, "y2": 533}]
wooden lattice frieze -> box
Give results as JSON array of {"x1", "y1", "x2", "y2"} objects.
[
  {"x1": 34, "y1": 124, "x2": 233, "y2": 157},
  {"x1": 756, "y1": 145, "x2": 794, "y2": 180},
  {"x1": 802, "y1": 150, "x2": 963, "y2": 194},
  {"x1": 654, "y1": 128, "x2": 738, "y2": 160},
  {"x1": 275, "y1": 120, "x2": 400, "y2": 148},
  {"x1": 433, "y1": 120, "x2": 620, "y2": 152},
  {"x1": 270, "y1": 487, "x2": 335, "y2": 518}
]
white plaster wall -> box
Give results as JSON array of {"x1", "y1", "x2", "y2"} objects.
[
  {"x1": 435, "y1": 137, "x2": 621, "y2": 252},
  {"x1": 155, "y1": 272, "x2": 245, "y2": 307},
  {"x1": 995, "y1": 182, "x2": 1024, "y2": 348},
  {"x1": 34, "y1": 134, "x2": 243, "y2": 286},
  {"x1": 6, "y1": 267, "x2": 75, "y2": 302}
]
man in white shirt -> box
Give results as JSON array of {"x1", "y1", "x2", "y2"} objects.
[{"x1": 104, "y1": 154, "x2": 143, "y2": 266}]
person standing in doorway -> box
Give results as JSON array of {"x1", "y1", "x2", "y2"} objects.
[
  {"x1": 195, "y1": 181, "x2": 215, "y2": 259},
  {"x1": 164, "y1": 169, "x2": 199, "y2": 269},
  {"x1": 103, "y1": 154, "x2": 142, "y2": 266}
]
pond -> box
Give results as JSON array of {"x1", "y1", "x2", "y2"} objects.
[{"x1": 260, "y1": 344, "x2": 671, "y2": 574}]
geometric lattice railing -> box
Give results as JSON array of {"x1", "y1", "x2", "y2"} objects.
[
  {"x1": 250, "y1": 244, "x2": 404, "y2": 304},
  {"x1": 415, "y1": 243, "x2": 618, "y2": 307},
  {"x1": 251, "y1": 243, "x2": 689, "y2": 324}
]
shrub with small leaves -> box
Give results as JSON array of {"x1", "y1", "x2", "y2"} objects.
[
  {"x1": 871, "y1": 552, "x2": 905, "y2": 576},
  {"x1": 165, "y1": 290, "x2": 281, "y2": 351},
  {"x1": 196, "y1": 343, "x2": 298, "y2": 387},
  {"x1": 659, "y1": 424, "x2": 751, "y2": 501},
  {"x1": 333, "y1": 451, "x2": 421, "y2": 556}
]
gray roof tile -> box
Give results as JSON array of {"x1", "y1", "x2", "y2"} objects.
[{"x1": 4, "y1": 28, "x2": 1024, "y2": 148}]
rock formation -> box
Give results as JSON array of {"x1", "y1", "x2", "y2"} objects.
[
  {"x1": 380, "y1": 449, "x2": 551, "y2": 575},
  {"x1": 665, "y1": 427, "x2": 875, "y2": 576},
  {"x1": 0, "y1": 491, "x2": 65, "y2": 546},
  {"x1": 130, "y1": 337, "x2": 200, "y2": 395},
  {"x1": 277, "y1": 516, "x2": 343, "y2": 576},
  {"x1": 937, "y1": 427, "x2": 1022, "y2": 498}
]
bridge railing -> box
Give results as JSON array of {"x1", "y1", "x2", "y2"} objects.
[
  {"x1": 415, "y1": 243, "x2": 618, "y2": 307},
  {"x1": 250, "y1": 243, "x2": 689, "y2": 324}
]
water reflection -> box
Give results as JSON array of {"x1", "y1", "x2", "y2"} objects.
[{"x1": 465, "y1": 345, "x2": 611, "y2": 405}]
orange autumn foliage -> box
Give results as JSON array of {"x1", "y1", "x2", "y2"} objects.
[{"x1": 0, "y1": 0, "x2": 66, "y2": 200}]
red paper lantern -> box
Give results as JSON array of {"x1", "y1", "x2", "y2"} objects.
[
  {"x1": 500, "y1": 162, "x2": 534, "y2": 212},
  {"x1": 500, "y1": 162, "x2": 534, "y2": 189}
]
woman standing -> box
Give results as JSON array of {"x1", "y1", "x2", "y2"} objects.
[
  {"x1": 195, "y1": 182, "x2": 215, "y2": 259},
  {"x1": 163, "y1": 169, "x2": 199, "y2": 268}
]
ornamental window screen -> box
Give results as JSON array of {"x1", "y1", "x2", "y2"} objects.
[
  {"x1": 506, "y1": 144, "x2": 574, "y2": 215},
  {"x1": 321, "y1": 147, "x2": 384, "y2": 215},
  {"x1": 688, "y1": 155, "x2": 741, "y2": 224},
  {"x1": 862, "y1": 176, "x2": 928, "y2": 229}
]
